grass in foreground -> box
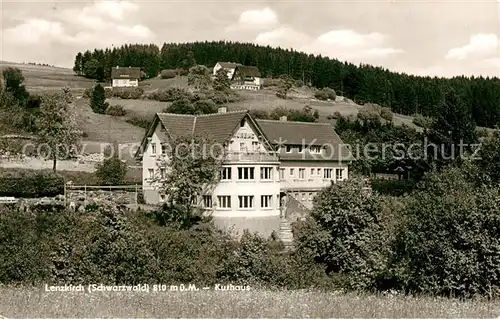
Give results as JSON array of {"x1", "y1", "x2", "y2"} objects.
[{"x1": 0, "y1": 287, "x2": 498, "y2": 318}]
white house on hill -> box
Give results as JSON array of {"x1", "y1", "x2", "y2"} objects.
[
  {"x1": 212, "y1": 62, "x2": 242, "y2": 79},
  {"x1": 213, "y1": 62, "x2": 263, "y2": 90},
  {"x1": 135, "y1": 108, "x2": 353, "y2": 237},
  {"x1": 111, "y1": 66, "x2": 141, "y2": 88}
]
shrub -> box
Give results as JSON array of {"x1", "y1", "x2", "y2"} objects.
[
  {"x1": 160, "y1": 69, "x2": 181, "y2": 79},
  {"x1": 90, "y1": 84, "x2": 108, "y2": 114},
  {"x1": 249, "y1": 109, "x2": 270, "y2": 120},
  {"x1": 95, "y1": 153, "x2": 128, "y2": 186},
  {"x1": 112, "y1": 87, "x2": 144, "y2": 100},
  {"x1": 412, "y1": 114, "x2": 434, "y2": 128},
  {"x1": 83, "y1": 87, "x2": 93, "y2": 98},
  {"x1": 105, "y1": 104, "x2": 126, "y2": 116},
  {"x1": 315, "y1": 88, "x2": 336, "y2": 101},
  {"x1": 391, "y1": 165, "x2": 500, "y2": 297},
  {"x1": 298, "y1": 177, "x2": 393, "y2": 290},
  {"x1": 327, "y1": 111, "x2": 343, "y2": 120},
  {"x1": 193, "y1": 99, "x2": 217, "y2": 114},
  {"x1": 164, "y1": 99, "x2": 195, "y2": 114},
  {"x1": 380, "y1": 107, "x2": 393, "y2": 122},
  {"x1": 148, "y1": 87, "x2": 193, "y2": 102},
  {"x1": 0, "y1": 169, "x2": 64, "y2": 197},
  {"x1": 104, "y1": 88, "x2": 113, "y2": 98}
]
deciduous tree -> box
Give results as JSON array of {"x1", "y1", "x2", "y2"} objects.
[{"x1": 37, "y1": 89, "x2": 82, "y2": 172}]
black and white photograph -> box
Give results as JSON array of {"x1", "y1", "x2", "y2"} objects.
[{"x1": 0, "y1": 0, "x2": 499, "y2": 317}]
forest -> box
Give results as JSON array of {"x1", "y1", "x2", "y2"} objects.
[{"x1": 73, "y1": 41, "x2": 500, "y2": 128}]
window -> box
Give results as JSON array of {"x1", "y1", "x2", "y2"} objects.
[
  {"x1": 279, "y1": 168, "x2": 285, "y2": 179},
  {"x1": 221, "y1": 167, "x2": 232, "y2": 180},
  {"x1": 240, "y1": 142, "x2": 247, "y2": 152},
  {"x1": 308, "y1": 193, "x2": 313, "y2": 201},
  {"x1": 148, "y1": 168, "x2": 154, "y2": 179},
  {"x1": 203, "y1": 195, "x2": 212, "y2": 208},
  {"x1": 159, "y1": 194, "x2": 165, "y2": 202},
  {"x1": 299, "y1": 168, "x2": 305, "y2": 179},
  {"x1": 161, "y1": 143, "x2": 168, "y2": 154},
  {"x1": 260, "y1": 167, "x2": 273, "y2": 180},
  {"x1": 310, "y1": 146, "x2": 321, "y2": 153},
  {"x1": 310, "y1": 168, "x2": 315, "y2": 176},
  {"x1": 160, "y1": 168, "x2": 165, "y2": 178},
  {"x1": 301, "y1": 193, "x2": 306, "y2": 201},
  {"x1": 317, "y1": 168, "x2": 321, "y2": 175},
  {"x1": 238, "y1": 195, "x2": 254, "y2": 208},
  {"x1": 150, "y1": 143, "x2": 156, "y2": 155},
  {"x1": 217, "y1": 196, "x2": 231, "y2": 208},
  {"x1": 324, "y1": 168, "x2": 333, "y2": 179},
  {"x1": 252, "y1": 141, "x2": 259, "y2": 151},
  {"x1": 286, "y1": 145, "x2": 292, "y2": 153},
  {"x1": 298, "y1": 146, "x2": 303, "y2": 153},
  {"x1": 238, "y1": 167, "x2": 255, "y2": 180},
  {"x1": 336, "y1": 168, "x2": 344, "y2": 180},
  {"x1": 261, "y1": 195, "x2": 272, "y2": 208}
]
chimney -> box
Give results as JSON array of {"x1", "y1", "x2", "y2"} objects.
[
  {"x1": 218, "y1": 107, "x2": 227, "y2": 113},
  {"x1": 279, "y1": 116, "x2": 287, "y2": 122}
]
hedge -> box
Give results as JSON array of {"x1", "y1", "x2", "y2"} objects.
[{"x1": 0, "y1": 169, "x2": 64, "y2": 198}]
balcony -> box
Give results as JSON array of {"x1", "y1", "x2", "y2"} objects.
[{"x1": 224, "y1": 152, "x2": 278, "y2": 163}]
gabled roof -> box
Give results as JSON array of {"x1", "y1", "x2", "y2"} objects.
[
  {"x1": 135, "y1": 110, "x2": 274, "y2": 159},
  {"x1": 111, "y1": 67, "x2": 141, "y2": 79},
  {"x1": 255, "y1": 119, "x2": 353, "y2": 161},
  {"x1": 216, "y1": 62, "x2": 242, "y2": 69},
  {"x1": 233, "y1": 65, "x2": 261, "y2": 78}
]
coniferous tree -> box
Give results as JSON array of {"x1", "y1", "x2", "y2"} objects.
[{"x1": 90, "y1": 84, "x2": 108, "y2": 114}]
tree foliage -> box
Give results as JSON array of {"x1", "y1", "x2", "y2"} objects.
[
  {"x1": 36, "y1": 89, "x2": 82, "y2": 172},
  {"x1": 187, "y1": 65, "x2": 212, "y2": 91},
  {"x1": 213, "y1": 68, "x2": 231, "y2": 92},
  {"x1": 2, "y1": 67, "x2": 30, "y2": 107},
  {"x1": 95, "y1": 142, "x2": 128, "y2": 185},
  {"x1": 151, "y1": 135, "x2": 225, "y2": 226},
  {"x1": 276, "y1": 74, "x2": 294, "y2": 99},
  {"x1": 90, "y1": 84, "x2": 108, "y2": 114}
]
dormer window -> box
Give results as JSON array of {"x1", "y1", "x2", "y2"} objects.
[
  {"x1": 298, "y1": 146, "x2": 303, "y2": 153},
  {"x1": 310, "y1": 146, "x2": 321, "y2": 154},
  {"x1": 286, "y1": 146, "x2": 292, "y2": 153}
]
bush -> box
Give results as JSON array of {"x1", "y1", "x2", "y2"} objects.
[
  {"x1": 249, "y1": 109, "x2": 270, "y2": 120},
  {"x1": 104, "y1": 88, "x2": 113, "y2": 98},
  {"x1": 95, "y1": 156, "x2": 128, "y2": 186},
  {"x1": 105, "y1": 104, "x2": 127, "y2": 116},
  {"x1": 314, "y1": 88, "x2": 336, "y2": 101},
  {"x1": 412, "y1": 114, "x2": 434, "y2": 128},
  {"x1": 297, "y1": 178, "x2": 393, "y2": 290},
  {"x1": 327, "y1": 111, "x2": 343, "y2": 120},
  {"x1": 90, "y1": 84, "x2": 108, "y2": 114},
  {"x1": 0, "y1": 169, "x2": 64, "y2": 198},
  {"x1": 160, "y1": 69, "x2": 182, "y2": 79},
  {"x1": 0, "y1": 203, "x2": 335, "y2": 289},
  {"x1": 147, "y1": 87, "x2": 194, "y2": 102},
  {"x1": 380, "y1": 107, "x2": 393, "y2": 122},
  {"x1": 391, "y1": 165, "x2": 500, "y2": 297},
  {"x1": 112, "y1": 87, "x2": 144, "y2": 100},
  {"x1": 83, "y1": 87, "x2": 93, "y2": 98}
]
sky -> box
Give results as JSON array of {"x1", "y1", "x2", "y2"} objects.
[{"x1": 0, "y1": 0, "x2": 499, "y2": 78}]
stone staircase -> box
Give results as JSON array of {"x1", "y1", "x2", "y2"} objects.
[{"x1": 278, "y1": 218, "x2": 295, "y2": 251}]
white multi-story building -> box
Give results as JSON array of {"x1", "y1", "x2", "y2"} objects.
[
  {"x1": 111, "y1": 66, "x2": 141, "y2": 88},
  {"x1": 135, "y1": 108, "x2": 353, "y2": 237}
]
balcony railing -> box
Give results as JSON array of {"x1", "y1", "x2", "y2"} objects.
[{"x1": 225, "y1": 152, "x2": 278, "y2": 162}]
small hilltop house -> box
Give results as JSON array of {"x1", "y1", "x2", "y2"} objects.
[{"x1": 111, "y1": 66, "x2": 141, "y2": 88}]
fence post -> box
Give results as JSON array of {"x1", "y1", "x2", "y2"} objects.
[
  {"x1": 64, "y1": 182, "x2": 66, "y2": 207},
  {"x1": 84, "y1": 185, "x2": 87, "y2": 207}
]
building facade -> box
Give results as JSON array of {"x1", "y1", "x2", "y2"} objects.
[
  {"x1": 213, "y1": 62, "x2": 262, "y2": 90},
  {"x1": 136, "y1": 108, "x2": 352, "y2": 236},
  {"x1": 111, "y1": 66, "x2": 141, "y2": 87}
]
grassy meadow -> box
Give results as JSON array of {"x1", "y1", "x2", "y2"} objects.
[{"x1": 0, "y1": 287, "x2": 498, "y2": 317}]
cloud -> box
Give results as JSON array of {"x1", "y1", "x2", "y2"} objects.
[
  {"x1": 254, "y1": 25, "x2": 311, "y2": 48},
  {"x1": 254, "y1": 26, "x2": 403, "y2": 64},
  {"x1": 445, "y1": 33, "x2": 498, "y2": 60},
  {"x1": 226, "y1": 7, "x2": 278, "y2": 31},
  {"x1": 2, "y1": 1, "x2": 154, "y2": 66},
  {"x1": 3, "y1": 19, "x2": 69, "y2": 45}
]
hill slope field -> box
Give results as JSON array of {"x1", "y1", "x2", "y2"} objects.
[{"x1": 0, "y1": 62, "x2": 95, "y2": 95}]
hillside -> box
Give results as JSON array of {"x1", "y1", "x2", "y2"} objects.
[
  {"x1": 73, "y1": 41, "x2": 500, "y2": 129},
  {"x1": 0, "y1": 61, "x2": 95, "y2": 95}
]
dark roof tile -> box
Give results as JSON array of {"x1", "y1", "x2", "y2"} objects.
[{"x1": 111, "y1": 67, "x2": 141, "y2": 79}]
